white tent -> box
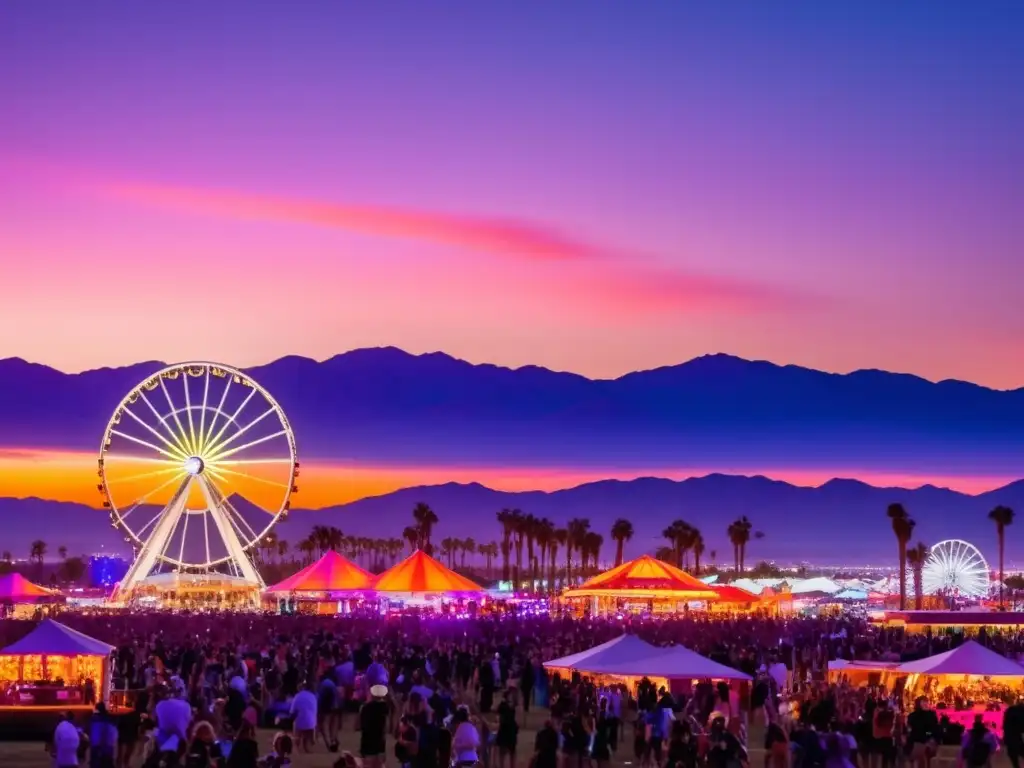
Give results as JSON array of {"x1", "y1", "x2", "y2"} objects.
[
  {"x1": 583, "y1": 644, "x2": 751, "y2": 680},
  {"x1": 897, "y1": 641, "x2": 1024, "y2": 677},
  {"x1": 543, "y1": 634, "x2": 663, "y2": 672},
  {"x1": 789, "y1": 577, "x2": 842, "y2": 595}
]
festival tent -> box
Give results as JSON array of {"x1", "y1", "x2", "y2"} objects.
[
  {"x1": 710, "y1": 584, "x2": 759, "y2": 604},
  {"x1": 897, "y1": 641, "x2": 1024, "y2": 677},
  {"x1": 0, "y1": 619, "x2": 115, "y2": 705},
  {"x1": 265, "y1": 551, "x2": 374, "y2": 594},
  {"x1": 543, "y1": 634, "x2": 666, "y2": 674},
  {"x1": 586, "y1": 645, "x2": 752, "y2": 681},
  {"x1": 563, "y1": 554, "x2": 718, "y2": 600},
  {"x1": 0, "y1": 573, "x2": 56, "y2": 603},
  {"x1": 372, "y1": 550, "x2": 484, "y2": 595},
  {"x1": 834, "y1": 589, "x2": 869, "y2": 600},
  {"x1": 788, "y1": 577, "x2": 843, "y2": 595}
]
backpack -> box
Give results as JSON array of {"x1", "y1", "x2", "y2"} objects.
[{"x1": 965, "y1": 733, "x2": 992, "y2": 767}]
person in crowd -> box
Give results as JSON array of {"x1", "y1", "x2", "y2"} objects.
[
  {"x1": 959, "y1": 715, "x2": 999, "y2": 768},
  {"x1": 496, "y1": 688, "x2": 520, "y2": 768},
  {"x1": 289, "y1": 680, "x2": 318, "y2": 754},
  {"x1": 226, "y1": 720, "x2": 259, "y2": 768},
  {"x1": 52, "y1": 711, "x2": 84, "y2": 768},
  {"x1": 906, "y1": 696, "x2": 939, "y2": 768},
  {"x1": 361, "y1": 684, "x2": 392, "y2": 768},
  {"x1": 184, "y1": 720, "x2": 224, "y2": 768},
  {"x1": 453, "y1": 705, "x2": 483, "y2": 767},
  {"x1": 89, "y1": 703, "x2": 119, "y2": 768},
  {"x1": 1005, "y1": 696, "x2": 1024, "y2": 768},
  {"x1": 533, "y1": 719, "x2": 560, "y2": 768}
]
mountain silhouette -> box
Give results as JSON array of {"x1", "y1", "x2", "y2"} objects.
[
  {"x1": 0, "y1": 347, "x2": 1022, "y2": 477},
  {"x1": 4, "y1": 473, "x2": 1024, "y2": 566}
]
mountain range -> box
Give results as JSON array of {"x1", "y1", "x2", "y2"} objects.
[
  {"x1": 1, "y1": 347, "x2": 1023, "y2": 476},
  {"x1": 3, "y1": 473, "x2": 1023, "y2": 566},
  {"x1": 1, "y1": 347, "x2": 1022, "y2": 564}
]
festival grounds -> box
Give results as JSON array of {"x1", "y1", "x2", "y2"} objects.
[{"x1": 0, "y1": 717, "x2": 989, "y2": 768}]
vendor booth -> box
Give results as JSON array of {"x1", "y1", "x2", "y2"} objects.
[
  {"x1": 0, "y1": 573, "x2": 60, "y2": 617},
  {"x1": 897, "y1": 641, "x2": 1024, "y2": 738},
  {"x1": 708, "y1": 584, "x2": 760, "y2": 612},
  {"x1": 0, "y1": 619, "x2": 114, "y2": 738},
  {"x1": 562, "y1": 554, "x2": 718, "y2": 615},
  {"x1": 544, "y1": 633, "x2": 750, "y2": 692},
  {"x1": 264, "y1": 551, "x2": 374, "y2": 613},
  {"x1": 827, "y1": 658, "x2": 902, "y2": 687},
  {"x1": 372, "y1": 550, "x2": 484, "y2": 608}
]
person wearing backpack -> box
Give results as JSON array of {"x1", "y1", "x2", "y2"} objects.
[{"x1": 959, "y1": 716, "x2": 998, "y2": 768}]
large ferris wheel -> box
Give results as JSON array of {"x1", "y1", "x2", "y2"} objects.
[{"x1": 98, "y1": 362, "x2": 298, "y2": 598}]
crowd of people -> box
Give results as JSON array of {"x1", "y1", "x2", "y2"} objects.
[{"x1": 2, "y1": 612, "x2": 1023, "y2": 768}]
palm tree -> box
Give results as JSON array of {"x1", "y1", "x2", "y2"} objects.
[
  {"x1": 510, "y1": 509, "x2": 526, "y2": 586},
  {"x1": 534, "y1": 518, "x2": 555, "y2": 590},
  {"x1": 655, "y1": 546, "x2": 676, "y2": 562},
  {"x1": 30, "y1": 540, "x2": 46, "y2": 578},
  {"x1": 552, "y1": 532, "x2": 569, "y2": 585},
  {"x1": 583, "y1": 531, "x2": 603, "y2": 572},
  {"x1": 298, "y1": 536, "x2": 316, "y2": 564},
  {"x1": 412, "y1": 502, "x2": 439, "y2": 553},
  {"x1": 479, "y1": 542, "x2": 499, "y2": 577},
  {"x1": 692, "y1": 530, "x2": 705, "y2": 575},
  {"x1": 989, "y1": 505, "x2": 1015, "y2": 608},
  {"x1": 58, "y1": 546, "x2": 68, "y2": 561},
  {"x1": 727, "y1": 517, "x2": 752, "y2": 573},
  {"x1": 277, "y1": 539, "x2": 290, "y2": 562},
  {"x1": 522, "y1": 514, "x2": 539, "y2": 586},
  {"x1": 496, "y1": 508, "x2": 517, "y2": 582},
  {"x1": 611, "y1": 519, "x2": 634, "y2": 567},
  {"x1": 566, "y1": 518, "x2": 590, "y2": 582},
  {"x1": 906, "y1": 542, "x2": 929, "y2": 610},
  {"x1": 440, "y1": 537, "x2": 456, "y2": 568},
  {"x1": 402, "y1": 526, "x2": 419, "y2": 554},
  {"x1": 887, "y1": 503, "x2": 916, "y2": 611},
  {"x1": 461, "y1": 538, "x2": 476, "y2": 569}
]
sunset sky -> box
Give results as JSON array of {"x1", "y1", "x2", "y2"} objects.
[{"x1": 1, "y1": 3, "x2": 1022, "y2": 505}]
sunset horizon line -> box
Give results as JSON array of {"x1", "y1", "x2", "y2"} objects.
[{"x1": 3, "y1": 344, "x2": 1022, "y2": 393}]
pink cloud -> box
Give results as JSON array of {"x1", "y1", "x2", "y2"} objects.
[{"x1": 101, "y1": 181, "x2": 603, "y2": 262}]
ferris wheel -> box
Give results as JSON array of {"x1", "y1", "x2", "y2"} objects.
[
  {"x1": 921, "y1": 539, "x2": 990, "y2": 598},
  {"x1": 98, "y1": 362, "x2": 298, "y2": 594}
]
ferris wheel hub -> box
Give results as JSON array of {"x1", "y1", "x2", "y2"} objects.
[{"x1": 184, "y1": 456, "x2": 205, "y2": 476}]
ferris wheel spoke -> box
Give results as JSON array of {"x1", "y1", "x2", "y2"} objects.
[
  {"x1": 216, "y1": 457, "x2": 294, "y2": 466},
  {"x1": 204, "y1": 388, "x2": 257, "y2": 460},
  {"x1": 117, "y1": 471, "x2": 189, "y2": 524},
  {"x1": 138, "y1": 389, "x2": 191, "y2": 458},
  {"x1": 177, "y1": 509, "x2": 190, "y2": 565},
  {"x1": 118, "y1": 405, "x2": 190, "y2": 462},
  {"x1": 159, "y1": 376, "x2": 193, "y2": 457},
  {"x1": 110, "y1": 429, "x2": 187, "y2": 463},
  {"x1": 105, "y1": 465, "x2": 184, "y2": 485},
  {"x1": 183, "y1": 374, "x2": 198, "y2": 459},
  {"x1": 204, "y1": 473, "x2": 261, "y2": 544},
  {"x1": 200, "y1": 375, "x2": 233, "y2": 455},
  {"x1": 197, "y1": 368, "x2": 211, "y2": 456},
  {"x1": 207, "y1": 464, "x2": 290, "y2": 491},
  {"x1": 103, "y1": 454, "x2": 180, "y2": 466},
  {"x1": 203, "y1": 507, "x2": 211, "y2": 566},
  {"x1": 206, "y1": 429, "x2": 289, "y2": 464},
  {"x1": 204, "y1": 407, "x2": 278, "y2": 463}
]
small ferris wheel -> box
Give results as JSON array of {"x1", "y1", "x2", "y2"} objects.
[
  {"x1": 921, "y1": 539, "x2": 990, "y2": 598},
  {"x1": 98, "y1": 362, "x2": 298, "y2": 596}
]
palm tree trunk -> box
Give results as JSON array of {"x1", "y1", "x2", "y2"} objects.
[
  {"x1": 999, "y1": 529, "x2": 1005, "y2": 608},
  {"x1": 615, "y1": 539, "x2": 624, "y2": 567},
  {"x1": 898, "y1": 543, "x2": 908, "y2": 611}
]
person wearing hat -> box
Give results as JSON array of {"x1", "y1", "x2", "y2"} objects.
[
  {"x1": 360, "y1": 684, "x2": 391, "y2": 768},
  {"x1": 88, "y1": 703, "x2": 118, "y2": 768}
]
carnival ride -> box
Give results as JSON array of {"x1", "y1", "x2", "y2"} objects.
[{"x1": 98, "y1": 362, "x2": 298, "y2": 605}]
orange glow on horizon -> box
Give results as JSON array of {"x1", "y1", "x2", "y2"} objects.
[{"x1": 0, "y1": 448, "x2": 1016, "y2": 510}]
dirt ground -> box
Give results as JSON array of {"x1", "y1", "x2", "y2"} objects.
[{"x1": 0, "y1": 713, "x2": 991, "y2": 768}]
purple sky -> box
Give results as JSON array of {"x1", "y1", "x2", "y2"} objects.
[{"x1": 1, "y1": 2, "x2": 1022, "y2": 387}]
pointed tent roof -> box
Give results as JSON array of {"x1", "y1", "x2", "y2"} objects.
[
  {"x1": 563, "y1": 554, "x2": 718, "y2": 600},
  {"x1": 1, "y1": 619, "x2": 114, "y2": 656},
  {"x1": 897, "y1": 641, "x2": 1024, "y2": 677},
  {"x1": 710, "y1": 584, "x2": 759, "y2": 603},
  {"x1": 265, "y1": 551, "x2": 374, "y2": 594},
  {"x1": 0, "y1": 572, "x2": 55, "y2": 601},
  {"x1": 372, "y1": 550, "x2": 483, "y2": 595},
  {"x1": 585, "y1": 644, "x2": 753, "y2": 681},
  {"x1": 543, "y1": 634, "x2": 664, "y2": 671}
]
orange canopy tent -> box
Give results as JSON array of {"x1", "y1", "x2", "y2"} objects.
[
  {"x1": 264, "y1": 551, "x2": 373, "y2": 594},
  {"x1": 372, "y1": 550, "x2": 484, "y2": 595},
  {"x1": 710, "y1": 584, "x2": 759, "y2": 605},
  {"x1": 0, "y1": 573, "x2": 56, "y2": 603},
  {"x1": 563, "y1": 554, "x2": 718, "y2": 600}
]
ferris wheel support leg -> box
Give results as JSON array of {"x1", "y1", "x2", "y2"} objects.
[
  {"x1": 118, "y1": 479, "x2": 191, "y2": 599},
  {"x1": 197, "y1": 477, "x2": 265, "y2": 597}
]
